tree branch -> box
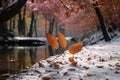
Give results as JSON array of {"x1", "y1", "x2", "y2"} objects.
[
  {"x1": 0, "y1": 0, "x2": 27, "y2": 24},
  {"x1": 59, "y1": 0, "x2": 72, "y2": 10}
]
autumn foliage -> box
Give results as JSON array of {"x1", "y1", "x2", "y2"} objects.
[
  {"x1": 46, "y1": 31, "x2": 83, "y2": 66},
  {"x1": 69, "y1": 57, "x2": 77, "y2": 66},
  {"x1": 46, "y1": 33, "x2": 59, "y2": 49},
  {"x1": 26, "y1": 0, "x2": 120, "y2": 38},
  {"x1": 57, "y1": 31, "x2": 67, "y2": 48},
  {"x1": 46, "y1": 31, "x2": 67, "y2": 49},
  {"x1": 68, "y1": 42, "x2": 83, "y2": 55}
]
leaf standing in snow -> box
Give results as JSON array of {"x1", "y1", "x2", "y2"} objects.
[
  {"x1": 69, "y1": 57, "x2": 77, "y2": 66},
  {"x1": 57, "y1": 31, "x2": 67, "y2": 48},
  {"x1": 46, "y1": 33, "x2": 59, "y2": 49},
  {"x1": 68, "y1": 42, "x2": 83, "y2": 54}
]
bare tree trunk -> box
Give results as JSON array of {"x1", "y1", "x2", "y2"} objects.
[
  {"x1": 22, "y1": 5, "x2": 26, "y2": 36},
  {"x1": 12, "y1": 18, "x2": 15, "y2": 29},
  {"x1": 93, "y1": 2, "x2": 111, "y2": 41},
  {"x1": 48, "y1": 17, "x2": 54, "y2": 34},
  {"x1": 34, "y1": 14, "x2": 38, "y2": 37},
  {"x1": 0, "y1": 22, "x2": 8, "y2": 38},
  {"x1": 27, "y1": 0, "x2": 35, "y2": 37},
  {"x1": 18, "y1": 12, "x2": 22, "y2": 36},
  {"x1": 9, "y1": 19, "x2": 12, "y2": 31},
  {"x1": 27, "y1": 12, "x2": 35, "y2": 37},
  {"x1": 18, "y1": 11, "x2": 25, "y2": 36},
  {"x1": 0, "y1": 1, "x2": 2, "y2": 7}
]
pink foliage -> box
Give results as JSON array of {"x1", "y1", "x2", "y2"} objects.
[
  {"x1": 26, "y1": 0, "x2": 98, "y2": 32},
  {"x1": 26, "y1": 0, "x2": 60, "y2": 18}
]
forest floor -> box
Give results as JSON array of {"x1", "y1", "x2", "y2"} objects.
[{"x1": 8, "y1": 32, "x2": 120, "y2": 80}]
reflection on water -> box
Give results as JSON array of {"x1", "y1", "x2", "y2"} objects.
[
  {"x1": 0, "y1": 39, "x2": 73, "y2": 80},
  {"x1": 0, "y1": 45, "x2": 52, "y2": 80}
]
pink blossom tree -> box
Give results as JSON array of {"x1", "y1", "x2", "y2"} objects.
[{"x1": 26, "y1": 0, "x2": 111, "y2": 41}]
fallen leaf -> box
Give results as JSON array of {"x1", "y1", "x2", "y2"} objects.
[
  {"x1": 83, "y1": 66, "x2": 90, "y2": 69},
  {"x1": 46, "y1": 60, "x2": 52, "y2": 63},
  {"x1": 99, "y1": 58, "x2": 106, "y2": 62},
  {"x1": 69, "y1": 57, "x2": 77, "y2": 66},
  {"x1": 58, "y1": 31, "x2": 67, "y2": 48},
  {"x1": 38, "y1": 62, "x2": 44, "y2": 67},
  {"x1": 115, "y1": 67, "x2": 120, "y2": 70},
  {"x1": 51, "y1": 62, "x2": 60, "y2": 69},
  {"x1": 108, "y1": 64, "x2": 113, "y2": 67},
  {"x1": 87, "y1": 57, "x2": 91, "y2": 61},
  {"x1": 114, "y1": 71, "x2": 120, "y2": 74},
  {"x1": 46, "y1": 69, "x2": 52, "y2": 72},
  {"x1": 96, "y1": 66, "x2": 104, "y2": 68},
  {"x1": 67, "y1": 68, "x2": 76, "y2": 71},
  {"x1": 105, "y1": 78, "x2": 110, "y2": 80},
  {"x1": 115, "y1": 63, "x2": 120, "y2": 67},
  {"x1": 68, "y1": 42, "x2": 83, "y2": 54},
  {"x1": 46, "y1": 33, "x2": 59, "y2": 49},
  {"x1": 86, "y1": 73, "x2": 93, "y2": 77},
  {"x1": 63, "y1": 72, "x2": 68, "y2": 76},
  {"x1": 34, "y1": 70, "x2": 41, "y2": 74},
  {"x1": 84, "y1": 73, "x2": 93, "y2": 77},
  {"x1": 42, "y1": 76, "x2": 51, "y2": 80}
]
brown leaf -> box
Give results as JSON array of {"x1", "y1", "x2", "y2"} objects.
[
  {"x1": 68, "y1": 42, "x2": 83, "y2": 54},
  {"x1": 83, "y1": 66, "x2": 90, "y2": 69},
  {"x1": 114, "y1": 71, "x2": 120, "y2": 74},
  {"x1": 63, "y1": 72, "x2": 68, "y2": 76},
  {"x1": 96, "y1": 66, "x2": 104, "y2": 68},
  {"x1": 68, "y1": 68, "x2": 76, "y2": 71},
  {"x1": 52, "y1": 62, "x2": 60, "y2": 69},
  {"x1": 115, "y1": 63, "x2": 120, "y2": 67},
  {"x1": 42, "y1": 76, "x2": 51, "y2": 80},
  {"x1": 34, "y1": 70, "x2": 41, "y2": 74},
  {"x1": 115, "y1": 67, "x2": 120, "y2": 70},
  {"x1": 57, "y1": 31, "x2": 67, "y2": 48},
  {"x1": 69, "y1": 57, "x2": 77, "y2": 66},
  {"x1": 46, "y1": 60, "x2": 52, "y2": 63},
  {"x1": 46, "y1": 33, "x2": 59, "y2": 49},
  {"x1": 99, "y1": 58, "x2": 106, "y2": 62},
  {"x1": 105, "y1": 78, "x2": 110, "y2": 80},
  {"x1": 85, "y1": 73, "x2": 93, "y2": 77},
  {"x1": 87, "y1": 57, "x2": 91, "y2": 61},
  {"x1": 38, "y1": 62, "x2": 44, "y2": 67}
]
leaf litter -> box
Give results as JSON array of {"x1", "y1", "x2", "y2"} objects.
[{"x1": 8, "y1": 34, "x2": 120, "y2": 80}]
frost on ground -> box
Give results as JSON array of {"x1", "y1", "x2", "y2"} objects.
[{"x1": 8, "y1": 34, "x2": 120, "y2": 80}]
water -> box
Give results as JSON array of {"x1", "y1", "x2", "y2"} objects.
[
  {"x1": 0, "y1": 38, "x2": 73, "y2": 80},
  {"x1": 0, "y1": 45, "x2": 51, "y2": 80}
]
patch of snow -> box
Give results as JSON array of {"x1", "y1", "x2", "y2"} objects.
[{"x1": 8, "y1": 33, "x2": 120, "y2": 80}]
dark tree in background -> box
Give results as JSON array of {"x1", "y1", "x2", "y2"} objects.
[
  {"x1": 27, "y1": 0, "x2": 35, "y2": 37},
  {"x1": 0, "y1": 0, "x2": 27, "y2": 38},
  {"x1": 0, "y1": 1, "x2": 2, "y2": 7},
  {"x1": 92, "y1": 1, "x2": 111, "y2": 41},
  {"x1": 0, "y1": 0, "x2": 119, "y2": 41},
  {"x1": 0, "y1": 0, "x2": 27, "y2": 24}
]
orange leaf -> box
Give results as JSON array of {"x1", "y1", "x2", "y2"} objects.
[
  {"x1": 68, "y1": 42, "x2": 83, "y2": 54},
  {"x1": 46, "y1": 33, "x2": 59, "y2": 49},
  {"x1": 69, "y1": 57, "x2": 77, "y2": 66},
  {"x1": 57, "y1": 31, "x2": 67, "y2": 48}
]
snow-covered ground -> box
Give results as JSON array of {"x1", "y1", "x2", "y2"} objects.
[{"x1": 8, "y1": 33, "x2": 120, "y2": 80}]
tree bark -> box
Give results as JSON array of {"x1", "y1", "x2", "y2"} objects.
[
  {"x1": 27, "y1": 0, "x2": 35, "y2": 37},
  {"x1": 27, "y1": 12, "x2": 35, "y2": 37},
  {"x1": 0, "y1": 0, "x2": 27, "y2": 24},
  {"x1": 93, "y1": 2, "x2": 111, "y2": 41},
  {"x1": 48, "y1": 17, "x2": 54, "y2": 34}
]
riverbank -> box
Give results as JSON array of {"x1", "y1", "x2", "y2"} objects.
[{"x1": 8, "y1": 33, "x2": 120, "y2": 80}]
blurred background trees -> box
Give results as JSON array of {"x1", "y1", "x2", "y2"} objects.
[
  {"x1": 0, "y1": 0, "x2": 27, "y2": 38},
  {"x1": 0, "y1": 0, "x2": 120, "y2": 41}
]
